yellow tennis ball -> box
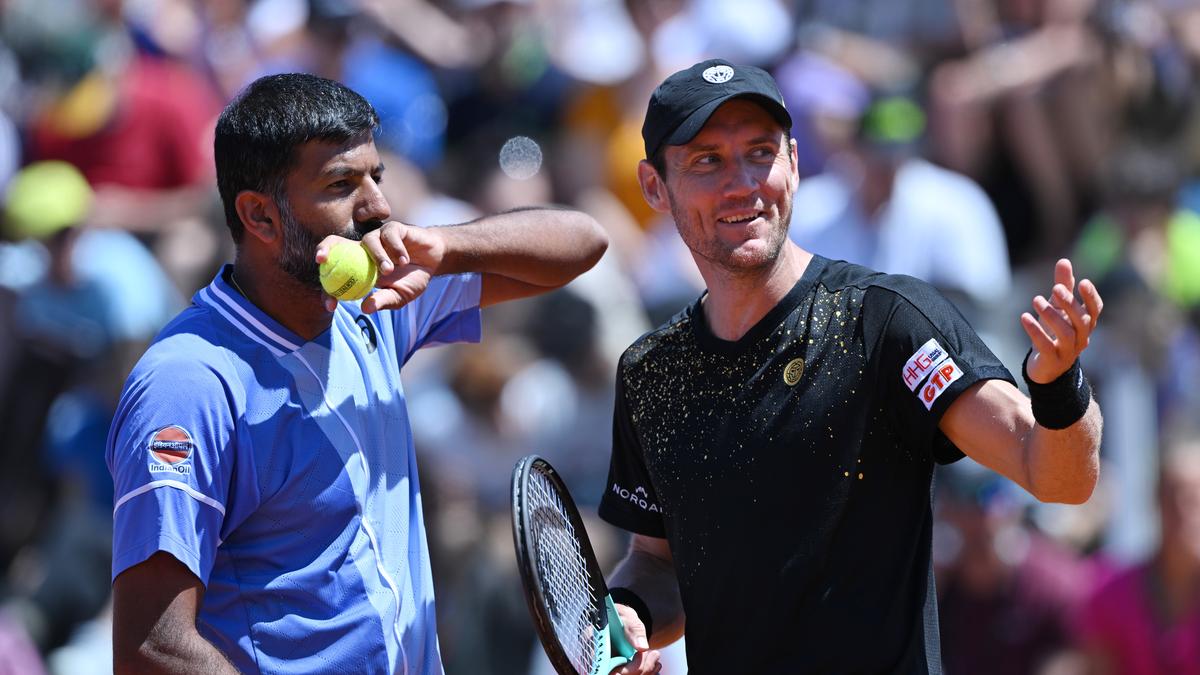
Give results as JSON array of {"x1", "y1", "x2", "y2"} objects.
[{"x1": 320, "y1": 241, "x2": 378, "y2": 301}]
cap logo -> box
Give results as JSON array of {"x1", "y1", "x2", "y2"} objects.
[{"x1": 702, "y1": 65, "x2": 734, "y2": 84}]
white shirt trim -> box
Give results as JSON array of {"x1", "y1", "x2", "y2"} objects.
[
  {"x1": 199, "y1": 287, "x2": 287, "y2": 358},
  {"x1": 206, "y1": 283, "x2": 301, "y2": 353},
  {"x1": 113, "y1": 480, "x2": 227, "y2": 517}
]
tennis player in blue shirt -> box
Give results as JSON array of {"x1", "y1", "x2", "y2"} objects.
[{"x1": 107, "y1": 73, "x2": 608, "y2": 673}]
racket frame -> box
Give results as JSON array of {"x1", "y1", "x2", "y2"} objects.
[{"x1": 511, "y1": 454, "x2": 637, "y2": 675}]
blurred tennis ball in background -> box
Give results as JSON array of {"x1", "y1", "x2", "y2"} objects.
[
  {"x1": 320, "y1": 241, "x2": 378, "y2": 301},
  {"x1": 499, "y1": 136, "x2": 543, "y2": 180}
]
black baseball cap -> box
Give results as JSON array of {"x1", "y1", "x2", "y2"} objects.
[{"x1": 642, "y1": 58, "x2": 792, "y2": 160}]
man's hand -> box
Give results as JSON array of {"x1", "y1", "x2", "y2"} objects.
[
  {"x1": 317, "y1": 222, "x2": 446, "y2": 313},
  {"x1": 610, "y1": 603, "x2": 662, "y2": 674},
  {"x1": 1021, "y1": 258, "x2": 1104, "y2": 383}
]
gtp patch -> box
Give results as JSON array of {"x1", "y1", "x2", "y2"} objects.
[
  {"x1": 148, "y1": 425, "x2": 194, "y2": 475},
  {"x1": 919, "y1": 360, "x2": 964, "y2": 410},
  {"x1": 901, "y1": 338, "x2": 950, "y2": 392}
]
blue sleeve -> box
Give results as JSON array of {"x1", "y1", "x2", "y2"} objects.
[
  {"x1": 393, "y1": 272, "x2": 482, "y2": 364},
  {"x1": 106, "y1": 344, "x2": 253, "y2": 585}
]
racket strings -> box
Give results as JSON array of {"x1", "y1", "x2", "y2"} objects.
[{"x1": 528, "y1": 467, "x2": 603, "y2": 672}]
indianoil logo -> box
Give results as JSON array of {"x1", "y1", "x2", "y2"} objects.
[{"x1": 147, "y1": 425, "x2": 194, "y2": 475}]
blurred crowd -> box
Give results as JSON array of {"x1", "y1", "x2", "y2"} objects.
[{"x1": 0, "y1": 0, "x2": 1199, "y2": 673}]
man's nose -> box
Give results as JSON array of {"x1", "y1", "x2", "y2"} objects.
[
  {"x1": 721, "y1": 157, "x2": 759, "y2": 198},
  {"x1": 357, "y1": 178, "x2": 391, "y2": 224}
]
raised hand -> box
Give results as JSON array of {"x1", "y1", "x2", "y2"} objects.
[
  {"x1": 317, "y1": 222, "x2": 447, "y2": 313},
  {"x1": 1020, "y1": 258, "x2": 1104, "y2": 384}
]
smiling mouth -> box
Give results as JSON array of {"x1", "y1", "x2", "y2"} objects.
[{"x1": 718, "y1": 212, "x2": 763, "y2": 224}]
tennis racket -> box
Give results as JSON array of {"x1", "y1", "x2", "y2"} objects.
[{"x1": 511, "y1": 454, "x2": 637, "y2": 675}]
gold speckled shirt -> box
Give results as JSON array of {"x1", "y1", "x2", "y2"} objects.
[{"x1": 599, "y1": 256, "x2": 1014, "y2": 674}]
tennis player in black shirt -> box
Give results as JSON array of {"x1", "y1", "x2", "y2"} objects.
[{"x1": 598, "y1": 59, "x2": 1104, "y2": 675}]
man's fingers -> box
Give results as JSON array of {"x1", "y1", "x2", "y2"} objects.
[
  {"x1": 613, "y1": 603, "x2": 650, "y2": 650},
  {"x1": 1054, "y1": 258, "x2": 1075, "y2": 293},
  {"x1": 361, "y1": 230, "x2": 397, "y2": 275},
  {"x1": 1079, "y1": 278, "x2": 1103, "y2": 323},
  {"x1": 361, "y1": 271, "x2": 432, "y2": 313},
  {"x1": 1051, "y1": 285, "x2": 1091, "y2": 351},
  {"x1": 315, "y1": 234, "x2": 350, "y2": 263},
  {"x1": 379, "y1": 223, "x2": 411, "y2": 271},
  {"x1": 613, "y1": 650, "x2": 662, "y2": 675},
  {"x1": 1021, "y1": 312, "x2": 1057, "y2": 355},
  {"x1": 627, "y1": 621, "x2": 648, "y2": 651},
  {"x1": 1033, "y1": 295, "x2": 1073, "y2": 347}
]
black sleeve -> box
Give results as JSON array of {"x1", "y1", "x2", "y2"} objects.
[
  {"x1": 598, "y1": 364, "x2": 666, "y2": 538},
  {"x1": 861, "y1": 277, "x2": 1016, "y2": 464}
]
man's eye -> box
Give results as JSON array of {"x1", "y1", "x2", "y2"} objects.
[
  {"x1": 696, "y1": 155, "x2": 719, "y2": 165},
  {"x1": 329, "y1": 180, "x2": 350, "y2": 189}
]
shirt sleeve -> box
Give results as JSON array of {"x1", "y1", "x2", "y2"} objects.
[
  {"x1": 861, "y1": 276, "x2": 1016, "y2": 464},
  {"x1": 598, "y1": 365, "x2": 666, "y2": 537},
  {"x1": 392, "y1": 272, "x2": 482, "y2": 364},
  {"x1": 106, "y1": 350, "x2": 251, "y2": 585}
]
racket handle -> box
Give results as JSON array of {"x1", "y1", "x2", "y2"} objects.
[{"x1": 605, "y1": 594, "x2": 638, "y2": 661}]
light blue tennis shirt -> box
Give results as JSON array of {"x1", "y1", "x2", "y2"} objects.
[{"x1": 107, "y1": 265, "x2": 481, "y2": 674}]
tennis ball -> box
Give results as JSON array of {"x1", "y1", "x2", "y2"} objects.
[{"x1": 320, "y1": 241, "x2": 378, "y2": 301}]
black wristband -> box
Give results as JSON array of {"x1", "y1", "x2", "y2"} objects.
[
  {"x1": 609, "y1": 586, "x2": 653, "y2": 638},
  {"x1": 1021, "y1": 350, "x2": 1092, "y2": 430}
]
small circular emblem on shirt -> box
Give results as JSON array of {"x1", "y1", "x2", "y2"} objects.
[
  {"x1": 149, "y1": 425, "x2": 194, "y2": 464},
  {"x1": 783, "y1": 358, "x2": 805, "y2": 386},
  {"x1": 702, "y1": 65, "x2": 734, "y2": 84}
]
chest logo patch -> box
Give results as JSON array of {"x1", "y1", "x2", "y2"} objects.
[
  {"x1": 148, "y1": 425, "x2": 194, "y2": 475},
  {"x1": 783, "y1": 357, "x2": 805, "y2": 386}
]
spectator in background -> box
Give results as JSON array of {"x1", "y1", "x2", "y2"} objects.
[
  {"x1": 1069, "y1": 146, "x2": 1200, "y2": 565},
  {"x1": 1076, "y1": 432, "x2": 1200, "y2": 675},
  {"x1": 10, "y1": 4, "x2": 224, "y2": 292},
  {"x1": 928, "y1": 0, "x2": 1107, "y2": 267},
  {"x1": 246, "y1": 0, "x2": 451, "y2": 172},
  {"x1": 1073, "y1": 145, "x2": 1200, "y2": 332},
  {"x1": 0, "y1": 161, "x2": 152, "y2": 663},
  {"x1": 1, "y1": 161, "x2": 182, "y2": 511},
  {"x1": 936, "y1": 464, "x2": 1088, "y2": 675},
  {"x1": 773, "y1": 49, "x2": 871, "y2": 178},
  {"x1": 789, "y1": 94, "x2": 1012, "y2": 310}
]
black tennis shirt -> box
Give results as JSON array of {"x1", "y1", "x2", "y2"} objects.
[{"x1": 599, "y1": 256, "x2": 1015, "y2": 674}]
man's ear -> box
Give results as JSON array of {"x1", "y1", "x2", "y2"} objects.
[
  {"x1": 637, "y1": 160, "x2": 671, "y2": 214},
  {"x1": 789, "y1": 137, "x2": 800, "y2": 191},
  {"x1": 235, "y1": 191, "x2": 280, "y2": 244}
]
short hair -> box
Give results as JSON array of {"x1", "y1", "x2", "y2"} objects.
[{"x1": 214, "y1": 73, "x2": 379, "y2": 242}]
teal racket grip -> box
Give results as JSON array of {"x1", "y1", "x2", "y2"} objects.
[{"x1": 593, "y1": 595, "x2": 637, "y2": 674}]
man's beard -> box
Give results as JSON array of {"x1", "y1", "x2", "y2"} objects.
[
  {"x1": 668, "y1": 189, "x2": 794, "y2": 273},
  {"x1": 276, "y1": 197, "x2": 384, "y2": 291}
]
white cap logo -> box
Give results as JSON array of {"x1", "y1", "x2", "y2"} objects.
[{"x1": 702, "y1": 65, "x2": 734, "y2": 84}]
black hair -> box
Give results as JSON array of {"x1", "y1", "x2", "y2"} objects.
[
  {"x1": 214, "y1": 73, "x2": 379, "y2": 242},
  {"x1": 649, "y1": 143, "x2": 669, "y2": 179}
]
